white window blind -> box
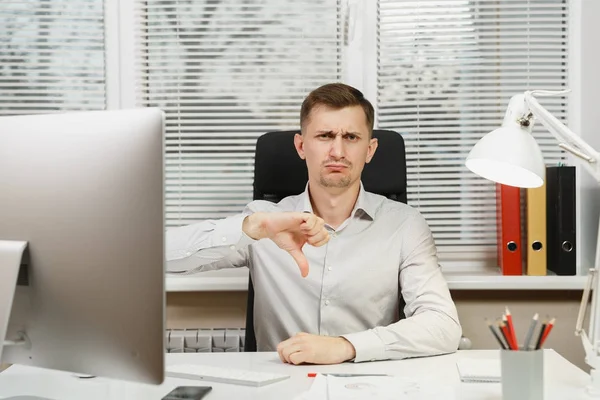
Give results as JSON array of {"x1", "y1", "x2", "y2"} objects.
[
  {"x1": 0, "y1": 0, "x2": 106, "y2": 116},
  {"x1": 134, "y1": 0, "x2": 342, "y2": 227},
  {"x1": 377, "y1": 0, "x2": 568, "y2": 263}
]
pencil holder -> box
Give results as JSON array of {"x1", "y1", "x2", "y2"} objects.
[{"x1": 500, "y1": 349, "x2": 544, "y2": 400}]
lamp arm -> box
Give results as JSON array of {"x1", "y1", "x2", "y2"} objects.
[
  {"x1": 576, "y1": 269, "x2": 595, "y2": 336},
  {"x1": 525, "y1": 90, "x2": 600, "y2": 384},
  {"x1": 524, "y1": 90, "x2": 600, "y2": 184}
]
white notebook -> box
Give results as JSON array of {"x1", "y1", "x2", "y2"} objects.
[{"x1": 456, "y1": 358, "x2": 501, "y2": 383}]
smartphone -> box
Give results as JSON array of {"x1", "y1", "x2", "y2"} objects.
[{"x1": 161, "y1": 386, "x2": 213, "y2": 400}]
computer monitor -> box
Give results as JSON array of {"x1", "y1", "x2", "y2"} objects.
[{"x1": 0, "y1": 108, "x2": 165, "y2": 385}]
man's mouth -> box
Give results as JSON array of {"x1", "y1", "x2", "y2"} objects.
[{"x1": 325, "y1": 164, "x2": 348, "y2": 171}]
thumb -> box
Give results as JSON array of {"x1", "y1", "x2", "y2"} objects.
[{"x1": 288, "y1": 248, "x2": 309, "y2": 278}]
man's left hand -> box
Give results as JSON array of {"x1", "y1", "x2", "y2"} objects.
[{"x1": 276, "y1": 332, "x2": 356, "y2": 365}]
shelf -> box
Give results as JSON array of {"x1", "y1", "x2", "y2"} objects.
[
  {"x1": 166, "y1": 268, "x2": 588, "y2": 292},
  {"x1": 443, "y1": 272, "x2": 587, "y2": 290},
  {"x1": 166, "y1": 268, "x2": 249, "y2": 292}
]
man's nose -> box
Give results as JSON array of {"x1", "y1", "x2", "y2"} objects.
[{"x1": 329, "y1": 135, "x2": 344, "y2": 158}]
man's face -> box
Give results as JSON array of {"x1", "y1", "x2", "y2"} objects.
[{"x1": 294, "y1": 105, "x2": 378, "y2": 189}]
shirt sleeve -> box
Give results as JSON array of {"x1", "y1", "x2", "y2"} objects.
[
  {"x1": 341, "y1": 212, "x2": 462, "y2": 363},
  {"x1": 165, "y1": 200, "x2": 279, "y2": 274}
]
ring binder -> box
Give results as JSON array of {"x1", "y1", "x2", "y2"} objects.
[{"x1": 546, "y1": 166, "x2": 576, "y2": 275}]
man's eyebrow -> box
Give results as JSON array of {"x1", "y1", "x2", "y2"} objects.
[{"x1": 315, "y1": 130, "x2": 363, "y2": 136}]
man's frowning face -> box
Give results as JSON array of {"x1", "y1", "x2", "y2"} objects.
[{"x1": 294, "y1": 105, "x2": 378, "y2": 190}]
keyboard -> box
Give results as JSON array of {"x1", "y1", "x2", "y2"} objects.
[{"x1": 166, "y1": 364, "x2": 290, "y2": 387}]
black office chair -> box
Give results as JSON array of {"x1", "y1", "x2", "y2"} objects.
[{"x1": 244, "y1": 129, "x2": 407, "y2": 352}]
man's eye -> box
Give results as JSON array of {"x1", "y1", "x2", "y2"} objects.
[{"x1": 346, "y1": 134, "x2": 357, "y2": 141}]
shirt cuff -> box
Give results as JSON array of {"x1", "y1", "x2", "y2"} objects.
[
  {"x1": 210, "y1": 213, "x2": 255, "y2": 249},
  {"x1": 341, "y1": 330, "x2": 387, "y2": 363}
]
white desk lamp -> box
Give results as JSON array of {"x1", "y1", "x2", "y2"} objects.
[{"x1": 465, "y1": 89, "x2": 600, "y2": 396}]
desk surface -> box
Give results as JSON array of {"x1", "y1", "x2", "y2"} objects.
[{"x1": 0, "y1": 349, "x2": 592, "y2": 400}]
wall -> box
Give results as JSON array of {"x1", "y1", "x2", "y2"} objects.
[
  {"x1": 167, "y1": 292, "x2": 247, "y2": 330},
  {"x1": 453, "y1": 290, "x2": 588, "y2": 371},
  {"x1": 167, "y1": 289, "x2": 589, "y2": 371}
]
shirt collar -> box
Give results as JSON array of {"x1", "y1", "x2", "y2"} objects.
[{"x1": 295, "y1": 182, "x2": 376, "y2": 220}]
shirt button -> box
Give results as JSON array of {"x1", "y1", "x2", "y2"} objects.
[
  {"x1": 327, "y1": 266, "x2": 332, "y2": 271},
  {"x1": 186, "y1": 252, "x2": 191, "y2": 256},
  {"x1": 324, "y1": 300, "x2": 330, "y2": 306},
  {"x1": 222, "y1": 237, "x2": 227, "y2": 242},
  {"x1": 229, "y1": 245, "x2": 236, "y2": 250}
]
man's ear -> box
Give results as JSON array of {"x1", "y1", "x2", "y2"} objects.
[
  {"x1": 294, "y1": 132, "x2": 305, "y2": 160},
  {"x1": 365, "y1": 138, "x2": 378, "y2": 164}
]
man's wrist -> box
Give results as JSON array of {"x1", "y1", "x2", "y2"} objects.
[
  {"x1": 339, "y1": 337, "x2": 356, "y2": 361},
  {"x1": 242, "y1": 213, "x2": 263, "y2": 240}
]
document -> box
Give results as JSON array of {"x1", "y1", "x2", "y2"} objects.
[{"x1": 295, "y1": 373, "x2": 456, "y2": 400}]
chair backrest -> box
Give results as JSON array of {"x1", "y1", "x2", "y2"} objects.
[
  {"x1": 253, "y1": 130, "x2": 407, "y2": 203},
  {"x1": 244, "y1": 129, "x2": 407, "y2": 351}
]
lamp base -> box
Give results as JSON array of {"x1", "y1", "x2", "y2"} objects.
[{"x1": 586, "y1": 369, "x2": 600, "y2": 398}]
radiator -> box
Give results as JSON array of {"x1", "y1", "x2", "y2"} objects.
[{"x1": 166, "y1": 328, "x2": 246, "y2": 353}]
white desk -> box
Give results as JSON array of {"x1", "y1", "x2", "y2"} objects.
[{"x1": 0, "y1": 350, "x2": 591, "y2": 399}]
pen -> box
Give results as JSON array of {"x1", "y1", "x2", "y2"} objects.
[
  {"x1": 523, "y1": 313, "x2": 539, "y2": 350},
  {"x1": 307, "y1": 373, "x2": 388, "y2": 378}
]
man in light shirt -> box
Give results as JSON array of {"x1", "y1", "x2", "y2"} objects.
[{"x1": 167, "y1": 83, "x2": 461, "y2": 365}]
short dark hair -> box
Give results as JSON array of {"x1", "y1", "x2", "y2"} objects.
[{"x1": 300, "y1": 83, "x2": 374, "y2": 136}]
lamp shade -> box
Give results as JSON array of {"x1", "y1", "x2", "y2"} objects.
[{"x1": 466, "y1": 125, "x2": 545, "y2": 188}]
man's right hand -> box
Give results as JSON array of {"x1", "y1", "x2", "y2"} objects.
[{"x1": 242, "y1": 212, "x2": 330, "y2": 277}]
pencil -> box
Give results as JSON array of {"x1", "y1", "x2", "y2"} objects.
[
  {"x1": 500, "y1": 320, "x2": 517, "y2": 350},
  {"x1": 523, "y1": 313, "x2": 539, "y2": 351},
  {"x1": 486, "y1": 319, "x2": 508, "y2": 350},
  {"x1": 537, "y1": 318, "x2": 555, "y2": 349},
  {"x1": 505, "y1": 307, "x2": 518, "y2": 350},
  {"x1": 498, "y1": 320, "x2": 510, "y2": 348},
  {"x1": 534, "y1": 321, "x2": 548, "y2": 350}
]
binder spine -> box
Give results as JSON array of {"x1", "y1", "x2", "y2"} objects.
[
  {"x1": 526, "y1": 183, "x2": 547, "y2": 276},
  {"x1": 497, "y1": 183, "x2": 523, "y2": 275},
  {"x1": 546, "y1": 166, "x2": 576, "y2": 275}
]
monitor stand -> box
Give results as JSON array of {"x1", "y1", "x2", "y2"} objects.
[
  {"x1": 0, "y1": 240, "x2": 28, "y2": 363},
  {"x1": 2, "y1": 244, "x2": 94, "y2": 400},
  {"x1": 4, "y1": 397, "x2": 53, "y2": 400}
]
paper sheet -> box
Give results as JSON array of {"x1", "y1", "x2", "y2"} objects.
[{"x1": 295, "y1": 374, "x2": 456, "y2": 400}]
